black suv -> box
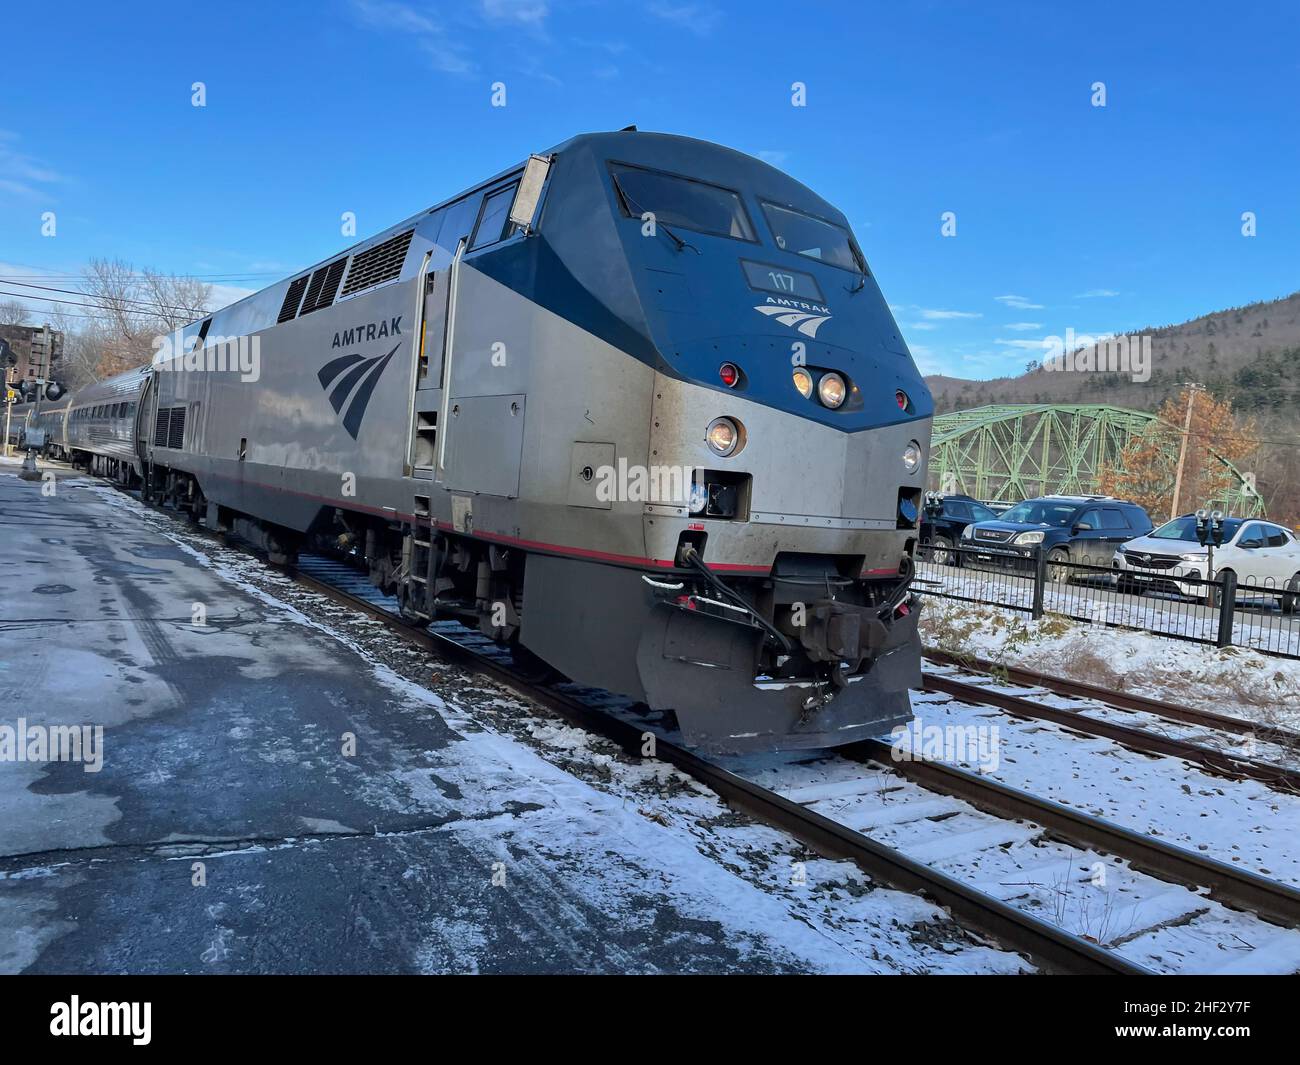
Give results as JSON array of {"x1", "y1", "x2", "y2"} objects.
[
  {"x1": 959, "y1": 495, "x2": 1153, "y2": 577},
  {"x1": 921, "y1": 494, "x2": 1000, "y2": 565}
]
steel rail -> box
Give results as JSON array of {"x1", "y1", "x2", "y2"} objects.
[
  {"x1": 849, "y1": 738, "x2": 1300, "y2": 929},
  {"x1": 924, "y1": 648, "x2": 1300, "y2": 749},
  {"x1": 921, "y1": 670, "x2": 1300, "y2": 793}
]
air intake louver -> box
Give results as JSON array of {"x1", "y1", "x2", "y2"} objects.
[
  {"x1": 167, "y1": 407, "x2": 186, "y2": 450},
  {"x1": 300, "y1": 257, "x2": 348, "y2": 315},
  {"x1": 154, "y1": 408, "x2": 169, "y2": 447},
  {"x1": 341, "y1": 229, "x2": 415, "y2": 297},
  {"x1": 278, "y1": 276, "x2": 309, "y2": 323}
]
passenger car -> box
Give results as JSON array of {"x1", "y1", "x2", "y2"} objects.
[
  {"x1": 920, "y1": 493, "x2": 998, "y2": 565},
  {"x1": 960, "y1": 495, "x2": 1153, "y2": 577},
  {"x1": 1115, "y1": 514, "x2": 1300, "y2": 609}
]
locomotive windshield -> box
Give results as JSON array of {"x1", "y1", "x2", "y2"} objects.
[
  {"x1": 610, "y1": 163, "x2": 755, "y2": 241},
  {"x1": 761, "y1": 201, "x2": 864, "y2": 273}
]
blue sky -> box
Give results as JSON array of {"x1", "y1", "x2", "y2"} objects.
[{"x1": 1, "y1": 0, "x2": 1296, "y2": 379}]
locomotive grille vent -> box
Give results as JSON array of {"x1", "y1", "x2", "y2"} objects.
[
  {"x1": 341, "y1": 229, "x2": 415, "y2": 297},
  {"x1": 300, "y1": 257, "x2": 348, "y2": 316},
  {"x1": 277, "y1": 275, "x2": 310, "y2": 323},
  {"x1": 168, "y1": 407, "x2": 186, "y2": 450},
  {"x1": 153, "y1": 407, "x2": 187, "y2": 449}
]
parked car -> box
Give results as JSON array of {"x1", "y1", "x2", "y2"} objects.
[
  {"x1": 960, "y1": 495, "x2": 1154, "y2": 578},
  {"x1": 1114, "y1": 514, "x2": 1300, "y2": 610},
  {"x1": 920, "y1": 494, "x2": 1000, "y2": 565}
]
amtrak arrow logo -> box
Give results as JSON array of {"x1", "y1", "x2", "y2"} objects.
[
  {"x1": 753, "y1": 297, "x2": 832, "y2": 338},
  {"x1": 317, "y1": 342, "x2": 400, "y2": 439}
]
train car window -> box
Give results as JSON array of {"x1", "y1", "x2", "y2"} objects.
[
  {"x1": 760, "y1": 201, "x2": 866, "y2": 273},
  {"x1": 609, "y1": 163, "x2": 756, "y2": 242},
  {"x1": 470, "y1": 184, "x2": 521, "y2": 250},
  {"x1": 438, "y1": 196, "x2": 481, "y2": 253}
]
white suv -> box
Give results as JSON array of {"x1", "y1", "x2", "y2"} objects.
[{"x1": 1114, "y1": 514, "x2": 1300, "y2": 609}]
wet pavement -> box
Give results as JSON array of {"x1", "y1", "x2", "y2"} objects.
[{"x1": 0, "y1": 468, "x2": 812, "y2": 973}]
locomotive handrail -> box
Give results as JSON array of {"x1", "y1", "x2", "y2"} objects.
[{"x1": 436, "y1": 236, "x2": 468, "y2": 478}]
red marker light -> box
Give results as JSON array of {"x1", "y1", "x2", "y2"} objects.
[
  {"x1": 896, "y1": 389, "x2": 910, "y2": 411},
  {"x1": 719, "y1": 362, "x2": 740, "y2": 388}
]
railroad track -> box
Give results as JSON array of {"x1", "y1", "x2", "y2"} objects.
[
  {"x1": 285, "y1": 553, "x2": 1300, "y2": 976},
  {"x1": 922, "y1": 650, "x2": 1300, "y2": 793},
  {"x1": 58, "y1": 477, "x2": 1300, "y2": 975}
]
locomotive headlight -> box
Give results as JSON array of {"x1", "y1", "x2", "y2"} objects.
[
  {"x1": 902, "y1": 440, "x2": 921, "y2": 472},
  {"x1": 818, "y1": 372, "x2": 846, "y2": 408},
  {"x1": 792, "y1": 368, "x2": 813, "y2": 399},
  {"x1": 705, "y1": 417, "x2": 740, "y2": 457}
]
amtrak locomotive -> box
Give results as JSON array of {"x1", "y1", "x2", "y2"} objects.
[{"x1": 50, "y1": 131, "x2": 933, "y2": 753}]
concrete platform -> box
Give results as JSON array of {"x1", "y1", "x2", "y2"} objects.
[{"x1": 0, "y1": 467, "x2": 821, "y2": 974}]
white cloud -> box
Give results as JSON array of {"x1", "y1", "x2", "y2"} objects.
[
  {"x1": 208, "y1": 283, "x2": 258, "y2": 309},
  {"x1": 995, "y1": 338, "x2": 1051, "y2": 350},
  {"x1": 351, "y1": 0, "x2": 438, "y2": 34},
  {"x1": 920, "y1": 308, "x2": 982, "y2": 320},
  {"x1": 1075, "y1": 288, "x2": 1119, "y2": 298},
  {"x1": 1004, "y1": 321, "x2": 1042, "y2": 331},
  {"x1": 480, "y1": 0, "x2": 549, "y2": 25},
  {"x1": 756, "y1": 150, "x2": 790, "y2": 166},
  {"x1": 351, "y1": 0, "x2": 476, "y2": 74},
  {"x1": 648, "y1": 3, "x2": 723, "y2": 35},
  {"x1": 994, "y1": 294, "x2": 1043, "y2": 310},
  {"x1": 0, "y1": 130, "x2": 66, "y2": 200},
  {"x1": 907, "y1": 322, "x2": 938, "y2": 331}
]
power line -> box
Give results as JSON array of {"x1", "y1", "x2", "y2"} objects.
[
  {"x1": 0, "y1": 280, "x2": 211, "y2": 317},
  {"x1": 0, "y1": 269, "x2": 280, "y2": 281},
  {"x1": 0, "y1": 289, "x2": 208, "y2": 322}
]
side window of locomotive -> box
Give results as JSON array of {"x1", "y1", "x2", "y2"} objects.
[
  {"x1": 437, "y1": 196, "x2": 480, "y2": 255},
  {"x1": 609, "y1": 163, "x2": 755, "y2": 241},
  {"x1": 469, "y1": 183, "x2": 521, "y2": 250},
  {"x1": 760, "y1": 201, "x2": 866, "y2": 273}
]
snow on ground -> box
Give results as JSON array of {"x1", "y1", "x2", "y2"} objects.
[
  {"x1": 906, "y1": 686, "x2": 1300, "y2": 887},
  {"x1": 64, "y1": 479, "x2": 1025, "y2": 975},
  {"x1": 743, "y1": 752, "x2": 1300, "y2": 974},
  {"x1": 919, "y1": 593, "x2": 1300, "y2": 733}
]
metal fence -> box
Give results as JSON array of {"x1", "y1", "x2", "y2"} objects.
[{"x1": 914, "y1": 541, "x2": 1300, "y2": 660}]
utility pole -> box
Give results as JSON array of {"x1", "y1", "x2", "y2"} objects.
[{"x1": 1169, "y1": 383, "x2": 1202, "y2": 522}]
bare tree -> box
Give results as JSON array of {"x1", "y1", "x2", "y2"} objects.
[
  {"x1": 79, "y1": 258, "x2": 213, "y2": 377},
  {"x1": 0, "y1": 298, "x2": 32, "y2": 326}
]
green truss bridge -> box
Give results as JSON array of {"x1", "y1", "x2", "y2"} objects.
[{"x1": 927, "y1": 403, "x2": 1265, "y2": 517}]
